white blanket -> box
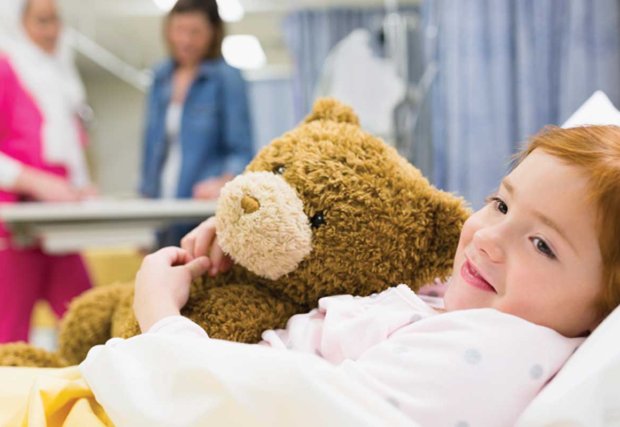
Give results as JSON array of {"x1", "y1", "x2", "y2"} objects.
[{"x1": 79, "y1": 318, "x2": 415, "y2": 427}]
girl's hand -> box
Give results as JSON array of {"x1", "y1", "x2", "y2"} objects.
[
  {"x1": 133, "y1": 247, "x2": 210, "y2": 333},
  {"x1": 181, "y1": 217, "x2": 233, "y2": 277}
]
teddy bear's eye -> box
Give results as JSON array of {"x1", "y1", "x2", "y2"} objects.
[
  {"x1": 310, "y1": 211, "x2": 326, "y2": 228},
  {"x1": 273, "y1": 165, "x2": 286, "y2": 175}
]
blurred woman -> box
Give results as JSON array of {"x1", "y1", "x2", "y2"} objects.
[
  {"x1": 0, "y1": 0, "x2": 94, "y2": 343},
  {"x1": 141, "y1": 0, "x2": 254, "y2": 247}
]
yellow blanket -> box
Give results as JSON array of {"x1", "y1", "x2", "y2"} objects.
[{"x1": 0, "y1": 366, "x2": 112, "y2": 427}]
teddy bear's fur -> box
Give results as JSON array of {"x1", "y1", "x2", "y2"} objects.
[{"x1": 0, "y1": 99, "x2": 469, "y2": 367}]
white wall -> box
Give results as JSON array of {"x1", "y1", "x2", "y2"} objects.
[
  {"x1": 247, "y1": 76, "x2": 296, "y2": 150},
  {"x1": 82, "y1": 67, "x2": 145, "y2": 197}
]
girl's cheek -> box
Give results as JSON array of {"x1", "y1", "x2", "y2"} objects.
[{"x1": 459, "y1": 213, "x2": 483, "y2": 245}]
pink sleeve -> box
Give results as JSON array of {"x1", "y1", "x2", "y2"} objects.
[
  {"x1": 0, "y1": 58, "x2": 24, "y2": 188},
  {"x1": 0, "y1": 57, "x2": 15, "y2": 136},
  {"x1": 260, "y1": 285, "x2": 437, "y2": 364}
]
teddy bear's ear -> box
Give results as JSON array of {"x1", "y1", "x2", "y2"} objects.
[{"x1": 303, "y1": 98, "x2": 360, "y2": 126}]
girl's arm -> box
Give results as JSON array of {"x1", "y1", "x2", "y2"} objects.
[
  {"x1": 261, "y1": 285, "x2": 437, "y2": 363},
  {"x1": 79, "y1": 324, "x2": 415, "y2": 427},
  {"x1": 81, "y1": 238, "x2": 424, "y2": 425}
]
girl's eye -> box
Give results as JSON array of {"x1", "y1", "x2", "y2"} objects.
[
  {"x1": 273, "y1": 165, "x2": 286, "y2": 175},
  {"x1": 531, "y1": 237, "x2": 557, "y2": 260},
  {"x1": 487, "y1": 196, "x2": 508, "y2": 214}
]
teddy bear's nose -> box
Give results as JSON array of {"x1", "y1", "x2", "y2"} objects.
[{"x1": 241, "y1": 195, "x2": 261, "y2": 214}]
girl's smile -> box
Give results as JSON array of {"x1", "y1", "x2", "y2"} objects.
[{"x1": 460, "y1": 259, "x2": 496, "y2": 293}]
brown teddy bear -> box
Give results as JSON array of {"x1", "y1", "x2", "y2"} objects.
[{"x1": 0, "y1": 98, "x2": 469, "y2": 368}]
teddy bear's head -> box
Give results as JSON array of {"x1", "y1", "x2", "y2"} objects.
[{"x1": 216, "y1": 98, "x2": 469, "y2": 307}]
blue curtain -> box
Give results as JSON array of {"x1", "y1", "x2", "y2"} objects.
[
  {"x1": 282, "y1": 7, "x2": 389, "y2": 120},
  {"x1": 247, "y1": 77, "x2": 295, "y2": 150},
  {"x1": 426, "y1": 0, "x2": 620, "y2": 208}
]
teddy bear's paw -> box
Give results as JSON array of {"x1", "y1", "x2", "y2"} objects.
[{"x1": 0, "y1": 342, "x2": 68, "y2": 367}]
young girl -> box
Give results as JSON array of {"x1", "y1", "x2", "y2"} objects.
[{"x1": 79, "y1": 125, "x2": 620, "y2": 426}]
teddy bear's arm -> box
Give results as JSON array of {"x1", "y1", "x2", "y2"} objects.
[
  {"x1": 58, "y1": 282, "x2": 133, "y2": 365},
  {"x1": 184, "y1": 284, "x2": 303, "y2": 343}
]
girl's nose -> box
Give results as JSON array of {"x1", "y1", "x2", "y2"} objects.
[{"x1": 472, "y1": 227, "x2": 505, "y2": 263}]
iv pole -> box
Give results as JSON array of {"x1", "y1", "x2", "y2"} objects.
[{"x1": 383, "y1": 0, "x2": 437, "y2": 179}]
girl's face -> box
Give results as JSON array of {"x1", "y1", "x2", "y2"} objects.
[
  {"x1": 22, "y1": 0, "x2": 61, "y2": 54},
  {"x1": 167, "y1": 12, "x2": 214, "y2": 67},
  {"x1": 444, "y1": 150, "x2": 603, "y2": 337}
]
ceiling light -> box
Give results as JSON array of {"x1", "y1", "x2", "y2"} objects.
[
  {"x1": 151, "y1": 0, "x2": 244, "y2": 22},
  {"x1": 152, "y1": 0, "x2": 176, "y2": 12},
  {"x1": 216, "y1": 0, "x2": 245, "y2": 22},
  {"x1": 222, "y1": 35, "x2": 266, "y2": 70},
  {"x1": 151, "y1": 0, "x2": 243, "y2": 21}
]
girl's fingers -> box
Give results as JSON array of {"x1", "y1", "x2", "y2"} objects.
[
  {"x1": 180, "y1": 233, "x2": 196, "y2": 257},
  {"x1": 148, "y1": 246, "x2": 191, "y2": 266},
  {"x1": 209, "y1": 244, "x2": 230, "y2": 276},
  {"x1": 180, "y1": 217, "x2": 225, "y2": 274},
  {"x1": 184, "y1": 256, "x2": 211, "y2": 280},
  {"x1": 194, "y1": 224, "x2": 216, "y2": 259},
  {"x1": 219, "y1": 255, "x2": 233, "y2": 273}
]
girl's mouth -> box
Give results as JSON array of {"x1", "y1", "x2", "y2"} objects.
[{"x1": 460, "y1": 259, "x2": 497, "y2": 293}]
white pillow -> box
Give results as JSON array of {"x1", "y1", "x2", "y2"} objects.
[
  {"x1": 516, "y1": 305, "x2": 620, "y2": 426},
  {"x1": 562, "y1": 90, "x2": 620, "y2": 128}
]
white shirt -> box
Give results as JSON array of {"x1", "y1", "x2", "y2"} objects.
[
  {"x1": 315, "y1": 29, "x2": 405, "y2": 144},
  {"x1": 160, "y1": 103, "x2": 183, "y2": 199}
]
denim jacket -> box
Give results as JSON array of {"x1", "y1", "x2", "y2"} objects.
[{"x1": 140, "y1": 58, "x2": 254, "y2": 198}]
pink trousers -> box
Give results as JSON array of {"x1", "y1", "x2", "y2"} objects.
[{"x1": 0, "y1": 246, "x2": 92, "y2": 343}]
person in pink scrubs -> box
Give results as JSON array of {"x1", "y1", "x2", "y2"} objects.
[{"x1": 0, "y1": 0, "x2": 95, "y2": 343}]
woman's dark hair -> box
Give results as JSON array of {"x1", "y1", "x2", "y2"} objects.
[{"x1": 167, "y1": 0, "x2": 224, "y2": 60}]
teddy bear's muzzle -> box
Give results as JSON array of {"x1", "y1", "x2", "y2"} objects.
[
  {"x1": 240, "y1": 195, "x2": 260, "y2": 214},
  {"x1": 215, "y1": 171, "x2": 313, "y2": 280}
]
